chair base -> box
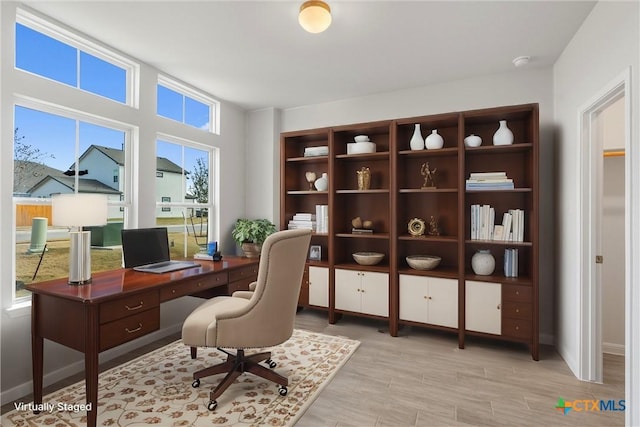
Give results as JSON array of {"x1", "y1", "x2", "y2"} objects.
[{"x1": 192, "y1": 349, "x2": 289, "y2": 404}]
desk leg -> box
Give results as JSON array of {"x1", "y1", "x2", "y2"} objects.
[
  {"x1": 85, "y1": 306, "x2": 99, "y2": 427},
  {"x1": 31, "y1": 294, "x2": 43, "y2": 413}
]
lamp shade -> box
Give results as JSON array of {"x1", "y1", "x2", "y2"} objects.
[
  {"x1": 52, "y1": 193, "x2": 108, "y2": 227},
  {"x1": 299, "y1": 0, "x2": 332, "y2": 33}
]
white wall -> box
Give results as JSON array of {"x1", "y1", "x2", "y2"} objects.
[
  {"x1": 260, "y1": 67, "x2": 555, "y2": 344},
  {"x1": 0, "y1": 2, "x2": 248, "y2": 403},
  {"x1": 553, "y1": 1, "x2": 639, "y2": 424}
]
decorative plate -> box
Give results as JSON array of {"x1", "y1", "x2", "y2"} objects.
[{"x1": 408, "y1": 218, "x2": 425, "y2": 236}]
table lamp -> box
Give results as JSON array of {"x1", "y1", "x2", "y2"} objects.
[{"x1": 52, "y1": 193, "x2": 108, "y2": 285}]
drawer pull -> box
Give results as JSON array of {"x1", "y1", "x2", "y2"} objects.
[
  {"x1": 125, "y1": 323, "x2": 143, "y2": 334},
  {"x1": 125, "y1": 302, "x2": 144, "y2": 311},
  {"x1": 515, "y1": 291, "x2": 520, "y2": 295},
  {"x1": 515, "y1": 326, "x2": 520, "y2": 331},
  {"x1": 497, "y1": 304, "x2": 501, "y2": 310},
  {"x1": 515, "y1": 308, "x2": 520, "y2": 313}
]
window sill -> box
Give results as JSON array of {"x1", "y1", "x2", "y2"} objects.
[{"x1": 5, "y1": 300, "x2": 32, "y2": 318}]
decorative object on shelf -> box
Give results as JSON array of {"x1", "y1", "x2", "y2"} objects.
[
  {"x1": 464, "y1": 134, "x2": 482, "y2": 147},
  {"x1": 420, "y1": 162, "x2": 437, "y2": 189},
  {"x1": 471, "y1": 249, "x2": 495, "y2": 275},
  {"x1": 314, "y1": 172, "x2": 328, "y2": 191},
  {"x1": 232, "y1": 218, "x2": 277, "y2": 258},
  {"x1": 493, "y1": 120, "x2": 514, "y2": 146},
  {"x1": 354, "y1": 135, "x2": 369, "y2": 143},
  {"x1": 347, "y1": 141, "x2": 376, "y2": 154},
  {"x1": 352, "y1": 216, "x2": 362, "y2": 229},
  {"x1": 362, "y1": 220, "x2": 373, "y2": 229},
  {"x1": 356, "y1": 167, "x2": 371, "y2": 190},
  {"x1": 303, "y1": 146, "x2": 328, "y2": 157},
  {"x1": 298, "y1": 0, "x2": 332, "y2": 34},
  {"x1": 305, "y1": 171, "x2": 317, "y2": 190},
  {"x1": 425, "y1": 129, "x2": 444, "y2": 149},
  {"x1": 408, "y1": 218, "x2": 426, "y2": 236},
  {"x1": 351, "y1": 216, "x2": 373, "y2": 233},
  {"x1": 309, "y1": 245, "x2": 322, "y2": 261},
  {"x1": 406, "y1": 255, "x2": 441, "y2": 270},
  {"x1": 352, "y1": 251, "x2": 384, "y2": 266},
  {"x1": 427, "y1": 216, "x2": 440, "y2": 236},
  {"x1": 410, "y1": 123, "x2": 424, "y2": 150}
]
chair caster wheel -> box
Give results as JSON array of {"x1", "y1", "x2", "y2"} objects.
[
  {"x1": 208, "y1": 400, "x2": 217, "y2": 411},
  {"x1": 192, "y1": 379, "x2": 200, "y2": 388},
  {"x1": 267, "y1": 359, "x2": 277, "y2": 369},
  {"x1": 278, "y1": 386, "x2": 288, "y2": 396}
]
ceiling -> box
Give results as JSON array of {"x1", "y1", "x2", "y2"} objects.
[{"x1": 23, "y1": 1, "x2": 596, "y2": 111}]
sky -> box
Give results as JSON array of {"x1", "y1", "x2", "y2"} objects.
[{"x1": 13, "y1": 22, "x2": 210, "y2": 186}]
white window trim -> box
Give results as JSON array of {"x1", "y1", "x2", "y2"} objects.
[
  {"x1": 16, "y1": 6, "x2": 140, "y2": 108},
  {"x1": 157, "y1": 75, "x2": 220, "y2": 134}
]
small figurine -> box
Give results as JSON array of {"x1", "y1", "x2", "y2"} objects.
[
  {"x1": 421, "y1": 162, "x2": 437, "y2": 189},
  {"x1": 428, "y1": 216, "x2": 441, "y2": 236}
]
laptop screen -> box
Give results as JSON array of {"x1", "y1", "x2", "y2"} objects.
[{"x1": 121, "y1": 227, "x2": 171, "y2": 268}]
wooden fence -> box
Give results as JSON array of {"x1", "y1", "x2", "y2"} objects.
[{"x1": 16, "y1": 205, "x2": 52, "y2": 227}]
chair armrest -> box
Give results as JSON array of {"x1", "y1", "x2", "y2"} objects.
[
  {"x1": 232, "y1": 290, "x2": 253, "y2": 299},
  {"x1": 248, "y1": 281, "x2": 257, "y2": 291}
]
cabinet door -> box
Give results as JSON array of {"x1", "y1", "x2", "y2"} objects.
[
  {"x1": 308, "y1": 266, "x2": 329, "y2": 307},
  {"x1": 361, "y1": 271, "x2": 389, "y2": 317},
  {"x1": 335, "y1": 269, "x2": 362, "y2": 313},
  {"x1": 465, "y1": 280, "x2": 501, "y2": 334},
  {"x1": 427, "y1": 277, "x2": 458, "y2": 328},
  {"x1": 399, "y1": 275, "x2": 429, "y2": 323}
]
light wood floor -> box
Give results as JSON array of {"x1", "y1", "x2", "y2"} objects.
[{"x1": 3, "y1": 309, "x2": 625, "y2": 426}]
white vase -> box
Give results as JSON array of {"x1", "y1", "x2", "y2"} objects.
[
  {"x1": 493, "y1": 120, "x2": 514, "y2": 146},
  {"x1": 464, "y1": 134, "x2": 482, "y2": 147},
  {"x1": 409, "y1": 124, "x2": 424, "y2": 150},
  {"x1": 425, "y1": 129, "x2": 444, "y2": 149},
  {"x1": 471, "y1": 250, "x2": 495, "y2": 275},
  {"x1": 314, "y1": 172, "x2": 328, "y2": 191}
]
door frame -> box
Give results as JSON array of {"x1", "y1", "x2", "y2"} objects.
[{"x1": 577, "y1": 68, "x2": 630, "y2": 384}]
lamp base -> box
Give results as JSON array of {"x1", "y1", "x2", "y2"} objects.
[{"x1": 68, "y1": 230, "x2": 92, "y2": 285}]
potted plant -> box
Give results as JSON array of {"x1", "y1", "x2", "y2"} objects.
[{"x1": 232, "y1": 218, "x2": 277, "y2": 258}]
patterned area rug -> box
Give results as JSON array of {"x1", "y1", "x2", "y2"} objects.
[{"x1": 3, "y1": 329, "x2": 360, "y2": 426}]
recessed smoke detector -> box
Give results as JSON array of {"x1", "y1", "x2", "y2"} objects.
[{"x1": 512, "y1": 56, "x2": 531, "y2": 67}]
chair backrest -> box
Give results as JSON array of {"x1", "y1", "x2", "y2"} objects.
[{"x1": 215, "y1": 228, "x2": 312, "y2": 348}]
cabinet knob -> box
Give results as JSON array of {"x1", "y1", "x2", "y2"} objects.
[
  {"x1": 497, "y1": 304, "x2": 501, "y2": 310},
  {"x1": 515, "y1": 308, "x2": 520, "y2": 313},
  {"x1": 198, "y1": 282, "x2": 202, "y2": 287},
  {"x1": 515, "y1": 291, "x2": 520, "y2": 295},
  {"x1": 428, "y1": 296, "x2": 432, "y2": 300},
  {"x1": 515, "y1": 326, "x2": 520, "y2": 331}
]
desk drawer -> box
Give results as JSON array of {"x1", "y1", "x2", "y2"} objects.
[
  {"x1": 502, "y1": 284, "x2": 531, "y2": 303},
  {"x1": 160, "y1": 272, "x2": 228, "y2": 301},
  {"x1": 501, "y1": 317, "x2": 531, "y2": 340},
  {"x1": 502, "y1": 301, "x2": 532, "y2": 320},
  {"x1": 100, "y1": 291, "x2": 159, "y2": 324},
  {"x1": 229, "y1": 265, "x2": 259, "y2": 283},
  {"x1": 100, "y1": 307, "x2": 160, "y2": 351}
]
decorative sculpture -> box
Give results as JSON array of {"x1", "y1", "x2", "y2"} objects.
[
  {"x1": 421, "y1": 162, "x2": 437, "y2": 189},
  {"x1": 357, "y1": 167, "x2": 371, "y2": 190},
  {"x1": 427, "y1": 215, "x2": 441, "y2": 236}
]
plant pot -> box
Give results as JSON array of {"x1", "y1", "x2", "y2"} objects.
[{"x1": 241, "y1": 242, "x2": 261, "y2": 258}]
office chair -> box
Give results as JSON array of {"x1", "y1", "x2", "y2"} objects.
[{"x1": 182, "y1": 228, "x2": 312, "y2": 410}]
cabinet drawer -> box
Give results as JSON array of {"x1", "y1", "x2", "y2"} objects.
[
  {"x1": 502, "y1": 301, "x2": 532, "y2": 320},
  {"x1": 229, "y1": 265, "x2": 259, "y2": 283},
  {"x1": 501, "y1": 317, "x2": 531, "y2": 340},
  {"x1": 100, "y1": 307, "x2": 160, "y2": 351},
  {"x1": 502, "y1": 284, "x2": 531, "y2": 302},
  {"x1": 100, "y1": 291, "x2": 159, "y2": 324},
  {"x1": 160, "y1": 272, "x2": 227, "y2": 301}
]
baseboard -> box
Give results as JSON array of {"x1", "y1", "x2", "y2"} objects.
[
  {"x1": 602, "y1": 342, "x2": 625, "y2": 356},
  {"x1": 0, "y1": 323, "x2": 182, "y2": 406}
]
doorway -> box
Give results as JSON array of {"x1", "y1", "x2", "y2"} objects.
[{"x1": 578, "y1": 69, "x2": 630, "y2": 384}]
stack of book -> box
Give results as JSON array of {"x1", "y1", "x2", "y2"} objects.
[
  {"x1": 466, "y1": 172, "x2": 514, "y2": 190},
  {"x1": 470, "y1": 205, "x2": 525, "y2": 242},
  {"x1": 315, "y1": 205, "x2": 328, "y2": 233},
  {"x1": 504, "y1": 248, "x2": 519, "y2": 277},
  {"x1": 288, "y1": 213, "x2": 316, "y2": 230}
]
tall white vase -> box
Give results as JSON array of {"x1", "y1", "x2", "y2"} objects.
[
  {"x1": 410, "y1": 124, "x2": 424, "y2": 150},
  {"x1": 493, "y1": 120, "x2": 514, "y2": 146}
]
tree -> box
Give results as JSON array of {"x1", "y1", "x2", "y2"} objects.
[
  {"x1": 13, "y1": 127, "x2": 55, "y2": 194},
  {"x1": 189, "y1": 157, "x2": 209, "y2": 204}
]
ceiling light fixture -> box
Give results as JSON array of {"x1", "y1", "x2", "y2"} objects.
[
  {"x1": 299, "y1": 0, "x2": 332, "y2": 34},
  {"x1": 512, "y1": 56, "x2": 531, "y2": 67}
]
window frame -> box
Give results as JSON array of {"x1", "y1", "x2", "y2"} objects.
[
  {"x1": 15, "y1": 8, "x2": 139, "y2": 107},
  {"x1": 157, "y1": 75, "x2": 220, "y2": 134}
]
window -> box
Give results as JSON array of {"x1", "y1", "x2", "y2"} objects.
[
  {"x1": 156, "y1": 171, "x2": 164, "y2": 178},
  {"x1": 156, "y1": 138, "x2": 214, "y2": 257},
  {"x1": 13, "y1": 104, "x2": 128, "y2": 299},
  {"x1": 157, "y1": 76, "x2": 219, "y2": 133},
  {"x1": 15, "y1": 11, "x2": 135, "y2": 105}
]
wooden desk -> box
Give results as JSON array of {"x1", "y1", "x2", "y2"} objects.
[{"x1": 25, "y1": 256, "x2": 259, "y2": 427}]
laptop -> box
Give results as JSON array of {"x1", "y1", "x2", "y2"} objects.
[{"x1": 121, "y1": 227, "x2": 200, "y2": 273}]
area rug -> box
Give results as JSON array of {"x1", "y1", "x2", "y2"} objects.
[{"x1": 2, "y1": 329, "x2": 360, "y2": 426}]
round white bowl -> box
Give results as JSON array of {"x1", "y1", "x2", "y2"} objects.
[
  {"x1": 353, "y1": 252, "x2": 385, "y2": 266},
  {"x1": 406, "y1": 255, "x2": 441, "y2": 270},
  {"x1": 347, "y1": 142, "x2": 376, "y2": 155},
  {"x1": 354, "y1": 135, "x2": 370, "y2": 143}
]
